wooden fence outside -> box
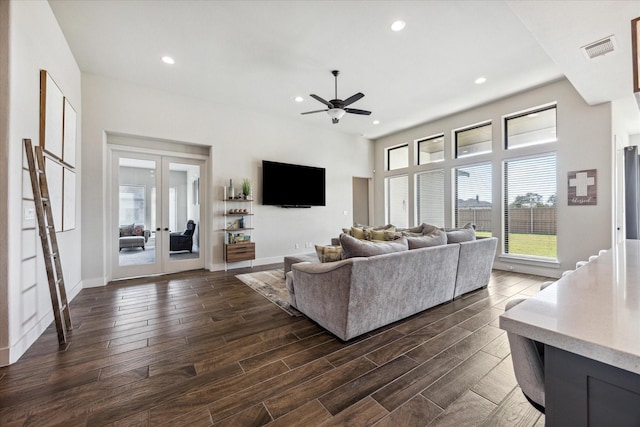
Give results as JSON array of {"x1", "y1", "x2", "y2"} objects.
[{"x1": 458, "y1": 207, "x2": 557, "y2": 235}]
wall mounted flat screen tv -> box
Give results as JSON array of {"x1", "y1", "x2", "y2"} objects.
[{"x1": 262, "y1": 160, "x2": 326, "y2": 207}]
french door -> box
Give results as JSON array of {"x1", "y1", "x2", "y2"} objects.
[{"x1": 111, "y1": 151, "x2": 205, "y2": 279}]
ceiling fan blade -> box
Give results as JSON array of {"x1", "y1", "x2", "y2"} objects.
[
  {"x1": 344, "y1": 108, "x2": 371, "y2": 116},
  {"x1": 310, "y1": 94, "x2": 333, "y2": 108},
  {"x1": 342, "y1": 92, "x2": 364, "y2": 107},
  {"x1": 301, "y1": 109, "x2": 328, "y2": 115}
]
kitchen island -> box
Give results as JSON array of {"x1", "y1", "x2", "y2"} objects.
[{"x1": 500, "y1": 240, "x2": 640, "y2": 426}]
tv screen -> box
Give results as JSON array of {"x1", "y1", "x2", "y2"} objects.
[{"x1": 262, "y1": 160, "x2": 326, "y2": 207}]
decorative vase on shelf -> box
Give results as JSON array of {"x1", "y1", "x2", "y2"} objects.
[{"x1": 228, "y1": 179, "x2": 234, "y2": 200}]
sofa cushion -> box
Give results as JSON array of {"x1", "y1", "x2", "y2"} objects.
[
  {"x1": 406, "y1": 229, "x2": 447, "y2": 249},
  {"x1": 119, "y1": 223, "x2": 134, "y2": 237},
  {"x1": 315, "y1": 244, "x2": 343, "y2": 263},
  {"x1": 339, "y1": 233, "x2": 408, "y2": 258},
  {"x1": 444, "y1": 223, "x2": 476, "y2": 243}
]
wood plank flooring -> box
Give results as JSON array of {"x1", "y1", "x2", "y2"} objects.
[{"x1": 0, "y1": 265, "x2": 551, "y2": 426}]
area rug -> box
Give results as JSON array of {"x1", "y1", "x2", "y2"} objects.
[{"x1": 235, "y1": 269, "x2": 302, "y2": 316}]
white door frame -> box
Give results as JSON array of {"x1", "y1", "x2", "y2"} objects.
[{"x1": 108, "y1": 145, "x2": 208, "y2": 280}]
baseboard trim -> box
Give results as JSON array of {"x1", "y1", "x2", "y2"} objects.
[
  {"x1": 209, "y1": 256, "x2": 284, "y2": 272},
  {"x1": 82, "y1": 276, "x2": 107, "y2": 288}
]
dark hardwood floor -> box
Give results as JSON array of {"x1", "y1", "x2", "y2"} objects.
[{"x1": 0, "y1": 265, "x2": 551, "y2": 426}]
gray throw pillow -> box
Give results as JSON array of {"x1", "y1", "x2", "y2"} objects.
[
  {"x1": 406, "y1": 229, "x2": 447, "y2": 249},
  {"x1": 339, "y1": 233, "x2": 408, "y2": 258},
  {"x1": 444, "y1": 223, "x2": 476, "y2": 243}
]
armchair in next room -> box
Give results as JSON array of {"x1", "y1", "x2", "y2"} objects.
[{"x1": 170, "y1": 220, "x2": 196, "y2": 252}]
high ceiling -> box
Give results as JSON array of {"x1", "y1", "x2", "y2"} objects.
[{"x1": 48, "y1": 0, "x2": 640, "y2": 139}]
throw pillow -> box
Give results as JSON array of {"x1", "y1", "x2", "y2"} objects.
[
  {"x1": 398, "y1": 224, "x2": 424, "y2": 234},
  {"x1": 133, "y1": 224, "x2": 144, "y2": 236},
  {"x1": 315, "y1": 244, "x2": 343, "y2": 263},
  {"x1": 443, "y1": 223, "x2": 476, "y2": 243},
  {"x1": 367, "y1": 227, "x2": 397, "y2": 241},
  {"x1": 350, "y1": 227, "x2": 366, "y2": 240},
  {"x1": 421, "y1": 223, "x2": 439, "y2": 235},
  {"x1": 339, "y1": 233, "x2": 408, "y2": 258},
  {"x1": 406, "y1": 229, "x2": 447, "y2": 249}
]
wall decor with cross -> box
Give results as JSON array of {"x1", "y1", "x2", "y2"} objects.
[{"x1": 568, "y1": 169, "x2": 597, "y2": 205}]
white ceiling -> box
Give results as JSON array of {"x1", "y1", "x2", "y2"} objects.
[{"x1": 48, "y1": 0, "x2": 640, "y2": 139}]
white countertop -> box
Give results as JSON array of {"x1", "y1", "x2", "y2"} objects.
[{"x1": 499, "y1": 240, "x2": 640, "y2": 375}]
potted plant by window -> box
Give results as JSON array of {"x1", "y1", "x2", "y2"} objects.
[{"x1": 242, "y1": 178, "x2": 251, "y2": 200}]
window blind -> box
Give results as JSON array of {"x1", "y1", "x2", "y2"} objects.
[
  {"x1": 454, "y1": 163, "x2": 492, "y2": 235},
  {"x1": 416, "y1": 170, "x2": 445, "y2": 227},
  {"x1": 387, "y1": 175, "x2": 408, "y2": 228},
  {"x1": 503, "y1": 154, "x2": 557, "y2": 258}
]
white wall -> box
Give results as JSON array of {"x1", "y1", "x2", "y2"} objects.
[
  {"x1": 1, "y1": 0, "x2": 82, "y2": 365},
  {"x1": 81, "y1": 73, "x2": 373, "y2": 284},
  {"x1": 373, "y1": 79, "x2": 612, "y2": 278}
]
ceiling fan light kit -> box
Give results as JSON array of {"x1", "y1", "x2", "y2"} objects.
[{"x1": 301, "y1": 70, "x2": 372, "y2": 124}]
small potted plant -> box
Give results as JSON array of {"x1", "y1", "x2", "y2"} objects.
[{"x1": 242, "y1": 178, "x2": 251, "y2": 200}]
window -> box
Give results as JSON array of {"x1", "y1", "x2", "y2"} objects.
[
  {"x1": 506, "y1": 105, "x2": 557, "y2": 149},
  {"x1": 416, "y1": 170, "x2": 445, "y2": 227},
  {"x1": 504, "y1": 154, "x2": 557, "y2": 259},
  {"x1": 454, "y1": 163, "x2": 492, "y2": 236},
  {"x1": 388, "y1": 144, "x2": 409, "y2": 170},
  {"x1": 418, "y1": 135, "x2": 444, "y2": 165},
  {"x1": 119, "y1": 185, "x2": 145, "y2": 224},
  {"x1": 455, "y1": 122, "x2": 492, "y2": 158},
  {"x1": 386, "y1": 175, "x2": 408, "y2": 228}
]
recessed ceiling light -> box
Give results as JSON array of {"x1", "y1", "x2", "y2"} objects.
[
  {"x1": 294, "y1": 96, "x2": 304, "y2": 102},
  {"x1": 373, "y1": 120, "x2": 380, "y2": 125},
  {"x1": 391, "y1": 20, "x2": 406, "y2": 32},
  {"x1": 474, "y1": 76, "x2": 487, "y2": 85},
  {"x1": 161, "y1": 56, "x2": 175, "y2": 65}
]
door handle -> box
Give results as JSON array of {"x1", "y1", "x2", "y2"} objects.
[
  {"x1": 164, "y1": 228, "x2": 169, "y2": 231},
  {"x1": 156, "y1": 228, "x2": 161, "y2": 231}
]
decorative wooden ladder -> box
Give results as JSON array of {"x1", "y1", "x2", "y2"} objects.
[{"x1": 24, "y1": 138, "x2": 72, "y2": 345}]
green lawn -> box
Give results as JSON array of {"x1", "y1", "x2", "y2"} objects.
[{"x1": 476, "y1": 231, "x2": 556, "y2": 258}]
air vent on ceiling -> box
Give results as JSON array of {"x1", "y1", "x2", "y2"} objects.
[{"x1": 581, "y1": 35, "x2": 617, "y2": 59}]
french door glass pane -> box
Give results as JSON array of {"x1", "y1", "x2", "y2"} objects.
[
  {"x1": 387, "y1": 175, "x2": 408, "y2": 228},
  {"x1": 416, "y1": 170, "x2": 444, "y2": 227},
  {"x1": 118, "y1": 158, "x2": 156, "y2": 266},
  {"x1": 168, "y1": 162, "x2": 200, "y2": 261},
  {"x1": 455, "y1": 163, "x2": 492, "y2": 235}
]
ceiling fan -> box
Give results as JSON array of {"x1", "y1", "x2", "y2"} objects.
[{"x1": 301, "y1": 70, "x2": 372, "y2": 124}]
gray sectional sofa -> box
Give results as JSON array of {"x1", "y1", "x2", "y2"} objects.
[{"x1": 286, "y1": 237, "x2": 497, "y2": 341}]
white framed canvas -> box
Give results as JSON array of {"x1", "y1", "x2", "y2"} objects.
[
  {"x1": 63, "y1": 98, "x2": 77, "y2": 167},
  {"x1": 45, "y1": 157, "x2": 63, "y2": 232},
  {"x1": 63, "y1": 167, "x2": 76, "y2": 231},
  {"x1": 40, "y1": 70, "x2": 64, "y2": 160}
]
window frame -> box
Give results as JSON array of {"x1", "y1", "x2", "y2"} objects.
[
  {"x1": 417, "y1": 134, "x2": 445, "y2": 165},
  {"x1": 453, "y1": 161, "x2": 492, "y2": 235},
  {"x1": 454, "y1": 121, "x2": 492, "y2": 159},
  {"x1": 385, "y1": 174, "x2": 409, "y2": 228},
  {"x1": 415, "y1": 168, "x2": 445, "y2": 227},
  {"x1": 502, "y1": 152, "x2": 558, "y2": 261},
  {"x1": 387, "y1": 144, "x2": 409, "y2": 171},
  {"x1": 504, "y1": 104, "x2": 557, "y2": 150}
]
